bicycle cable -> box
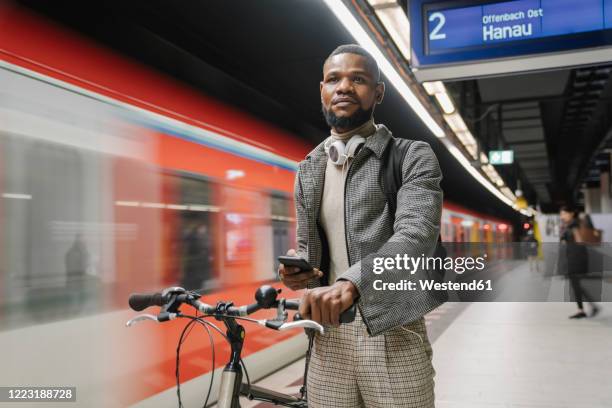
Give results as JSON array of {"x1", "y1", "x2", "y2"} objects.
[
  {"x1": 176, "y1": 318, "x2": 200, "y2": 408},
  {"x1": 198, "y1": 319, "x2": 215, "y2": 408},
  {"x1": 175, "y1": 316, "x2": 225, "y2": 408},
  {"x1": 174, "y1": 311, "x2": 289, "y2": 407},
  {"x1": 240, "y1": 358, "x2": 251, "y2": 395},
  {"x1": 181, "y1": 315, "x2": 229, "y2": 341},
  {"x1": 177, "y1": 310, "x2": 204, "y2": 406},
  {"x1": 202, "y1": 314, "x2": 260, "y2": 324}
]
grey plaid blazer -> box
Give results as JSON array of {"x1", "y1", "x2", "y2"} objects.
[{"x1": 294, "y1": 124, "x2": 443, "y2": 336}]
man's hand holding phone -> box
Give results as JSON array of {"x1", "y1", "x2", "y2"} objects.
[{"x1": 278, "y1": 249, "x2": 323, "y2": 290}]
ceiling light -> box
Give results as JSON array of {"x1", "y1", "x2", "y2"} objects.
[
  {"x1": 444, "y1": 113, "x2": 468, "y2": 133},
  {"x1": 456, "y1": 130, "x2": 476, "y2": 144},
  {"x1": 423, "y1": 81, "x2": 445, "y2": 95},
  {"x1": 367, "y1": 0, "x2": 397, "y2": 5},
  {"x1": 464, "y1": 144, "x2": 478, "y2": 160},
  {"x1": 434, "y1": 92, "x2": 455, "y2": 114},
  {"x1": 369, "y1": 1, "x2": 412, "y2": 61},
  {"x1": 501, "y1": 187, "x2": 517, "y2": 200}
]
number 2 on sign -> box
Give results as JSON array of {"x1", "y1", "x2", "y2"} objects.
[{"x1": 429, "y1": 12, "x2": 446, "y2": 40}]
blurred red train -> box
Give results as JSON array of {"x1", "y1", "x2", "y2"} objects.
[{"x1": 0, "y1": 5, "x2": 512, "y2": 407}]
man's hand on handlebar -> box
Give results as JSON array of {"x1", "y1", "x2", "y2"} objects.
[
  {"x1": 299, "y1": 280, "x2": 358, "y2": 327},
  {"x1": 278, "y1": 249, "x2": 323, "y2": 290}
]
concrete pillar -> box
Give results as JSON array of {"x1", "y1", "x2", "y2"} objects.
[
  {"x1": 601, "y1": 171, "x2": 612, "y2": 213},
  {"x1": 584, "y1": 188, "x2": 601, "y2": 214}
]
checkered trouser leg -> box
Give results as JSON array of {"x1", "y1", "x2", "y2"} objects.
[{"x1": 306, "y1": 311, "x2": 435, "y2": 407}]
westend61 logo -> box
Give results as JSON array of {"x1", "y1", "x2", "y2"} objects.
[{"x1": 372, "y1": 253, "x2": 487, "y2": 275}]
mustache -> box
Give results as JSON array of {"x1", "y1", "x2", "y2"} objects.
[{"x1": 331, "y1": 96, "x2": 358, "y2": 105}]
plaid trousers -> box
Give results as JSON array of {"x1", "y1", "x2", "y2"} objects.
[{"x1": 306, "y1": 310, "x2": 435, "y2": 407}]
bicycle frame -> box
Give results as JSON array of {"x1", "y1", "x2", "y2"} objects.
[{"x1": 216, "y1": 315, "x2": 307, "y2": 408}]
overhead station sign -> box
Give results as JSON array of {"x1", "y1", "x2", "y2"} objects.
[
  {"x1": 410, "y1": 0, "x2": 612, "y2": 81},
  {"x1": 427, "y1": 0, "x2": 612, "y2": 52}
]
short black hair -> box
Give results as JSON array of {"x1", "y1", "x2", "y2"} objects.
[
  {"x1": 560, "y1": 204, "x2": 579, "y2": 216},
  {"x1": 324, "y1": 44, "x2": 381, "y2": 82}
]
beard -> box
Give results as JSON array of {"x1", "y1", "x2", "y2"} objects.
[{"x1": 322, "y1": 104, "x2": 373, "y2": 131}]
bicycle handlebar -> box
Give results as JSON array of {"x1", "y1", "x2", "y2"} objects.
[
  {"x1": 126, "y1": 285, "x2": 332, "y2": 407},
  {"x1": 127, "y1": 284, "x2": 356, "y2": 330},
  {"x1": 127, "y1": 292, "x2": 248, "y2": 315},
  {"x1": 128, "y1": 285, "x2": 297, "y2": 316}
]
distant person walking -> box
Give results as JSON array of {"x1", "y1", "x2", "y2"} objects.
[
  {"x1": 522, "y1": 229, "x2": 539, "y2": 272},
  {"x1": 559, "y1": 206, "x2": 600, "y2": 319}
]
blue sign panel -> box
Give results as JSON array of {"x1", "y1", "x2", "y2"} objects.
[{"x1": 411, "y1": 0, "x2": 612, "y2": 68}]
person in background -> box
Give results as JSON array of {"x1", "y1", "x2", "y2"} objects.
[
  {"x1": 559, "y1": 205, "x2": 600, "y2": 319},
  {"x1": 181, "y1": 221, "x2": 212, "y2": 290},
  {"x1": 522, "y1": 229, "x2": 540, "y2": 272},
  {"x1": 65, "y1": 233, "x2": 91, "y2": 311}
]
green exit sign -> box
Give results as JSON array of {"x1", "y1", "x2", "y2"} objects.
[{"x1": 489, "y1": 150, "x2": 514, "y2": 165}]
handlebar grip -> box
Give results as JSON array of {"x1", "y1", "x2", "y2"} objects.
[
  {"x1": 128, "y1": 292, "x2": 164, "y2": 311},
  {"x1": 339, "y1": 304, "x2": 356, "y2": 324},
  {"x1": 293, "y1": 304, "x2": 357, "y2": 324},
  {"x1": 285, "y1": 300, "x2": 300, "y2": 310}
]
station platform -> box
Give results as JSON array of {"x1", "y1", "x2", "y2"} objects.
[{"x1": 238, "y1": 262, "x2": 612, "y2": 408}]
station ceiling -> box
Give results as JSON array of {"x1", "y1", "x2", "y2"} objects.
[{"x1": 449, "y1": 65, "x2": 612, "y2": 211}]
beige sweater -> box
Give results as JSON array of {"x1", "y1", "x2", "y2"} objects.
[{"x1": 320, "y1": 119, "x2": 376, "y2": 283}]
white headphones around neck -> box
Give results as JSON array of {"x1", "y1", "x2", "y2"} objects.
[{"x1": 324, "y1": 135, "x2": 366, "y2": 166}]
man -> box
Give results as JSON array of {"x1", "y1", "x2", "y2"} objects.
[
  {"x1": 559, "y1": 205, "x2": 600, "y2": 318},
  {"x1": 278, "y1": 44, "x2": 442, "y2": 407}
]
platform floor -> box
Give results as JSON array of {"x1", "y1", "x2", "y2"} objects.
[{"x1": 234, "y1": 262, "x2": 612, "y2": 407}]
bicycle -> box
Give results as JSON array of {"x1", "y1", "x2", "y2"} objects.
[{"x1": 126, "y1": 285, "x2": 356, "y2": 407}]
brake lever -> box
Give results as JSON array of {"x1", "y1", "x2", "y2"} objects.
[
  {"x1": 126, "y1": 314, "x2": 159, "y2": 327},
  {"x1": 126, "y1": 312, "x2": 178, "y2": 327},
  {"x1": 278, "y1": 320, "x2": 324, "y2": 334}
]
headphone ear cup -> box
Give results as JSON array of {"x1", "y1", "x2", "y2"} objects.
[
  {"x1": 325, "y1": 136, "x2": 365, "y2": 166},
  {"x1": 327, "y1": 139, "x2": 347, "y2": 165}
]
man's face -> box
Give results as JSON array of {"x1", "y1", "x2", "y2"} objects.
[
  {"x1": 320, "y1": 53, "x2": 384, "y2": 132},
  {"x1": 560, "y1": 210, "x2": 573, "y2": 224}
]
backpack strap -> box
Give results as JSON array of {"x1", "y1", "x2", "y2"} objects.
[
  {"x1": 382, "y1": 137, "x2": 444, "y2": 248},
  {"x1": 382, "y1": 137, "x2": 413, "y2": 221}
]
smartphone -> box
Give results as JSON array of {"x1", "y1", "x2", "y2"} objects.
[{"x1": 278, "y1": 255, "x2": 313, "y2": 272}]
